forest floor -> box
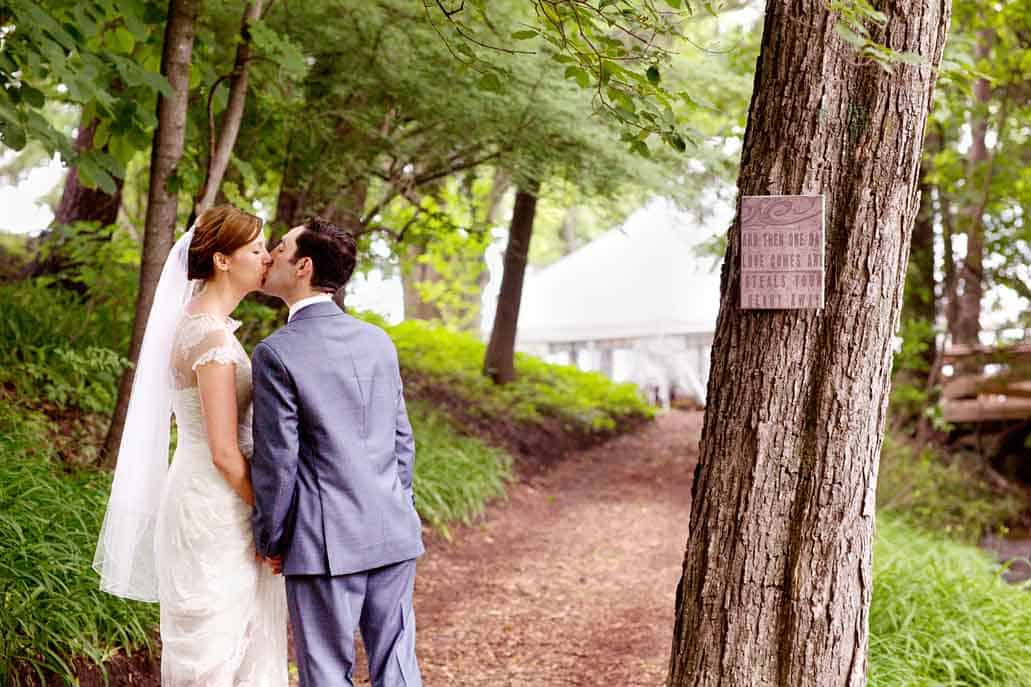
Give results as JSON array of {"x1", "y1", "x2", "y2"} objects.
[{"x1": 336, "y1": 410, "x2": 701, "y2": 687}]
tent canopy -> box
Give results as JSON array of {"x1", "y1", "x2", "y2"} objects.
[{"x1": 517, "y1": 201, "x2": 724, "y2": 346}]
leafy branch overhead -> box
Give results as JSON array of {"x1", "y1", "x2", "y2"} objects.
[
  {"x1": 0, "y1": 0, "x2": 170, "y2": 192},
  {"x1": 425, "y1": 0, "x2": 709, "y2": 155}
]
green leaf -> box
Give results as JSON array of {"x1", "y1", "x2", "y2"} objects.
[
  {"x1": 110, "y1": 56, "x2": 172, "y2": 97},
  {"x1": 107, "y1": 26, "x2": 136, "y2": 55},
  {"x1": 894, "y1": 51, "x2": 925, "y2": 66},
  {"x1": 21, "y1": 85, "x2": 45, "y2": 109},
  {"x1": 76, "y1": 155, "x2": 117, "y2": 194},
  {"x1": 834, "y1": 22, "x2": 868, "y2": 48},
  {"x1": 477, "y1": 72, "x2": 503, "y2": 93},
  {"x1": 564, "y1": 65, "x2": 591, "y2": 89},
  {"x1": 646, "y1": 65, "x2": 660, "y2": 84},
  {"x1": 630, "y1": 139, "x2": 651, "y2": 157},
  {"x1": 1, "y1": 122, "x2": 27, "y2": 150},
  {"x1": 511, "y1": 30, "x2": 539, "y2": 40},
  {"x1": 0, "y1": 51, "x2": 17, "y2": 75}
]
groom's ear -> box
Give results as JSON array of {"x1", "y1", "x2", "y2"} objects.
[{"x1": 295, "y1": 255, "x2": 314, "y2": 280}]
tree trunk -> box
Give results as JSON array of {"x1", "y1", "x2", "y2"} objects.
[
  {"x1": 401, "y1": 242, "x2": 444, "y2": 321},
  {"x1": 28, "y1": 116, "x2": 125, "y2": 276},
  {"x1": 193, "y1": 0, "x2": 263, "y2": 217},
  {"x1": 325, "y1": 178, "x2": 369, "y2": 235},
  {"x1": 901, "y1": 150, "x2": 938, "y2": 378},
  {"x1": 103, "y1": 0, "x2": 200, "y2": 468},
  {"x1": 667, "y1": 1, "x2": 950, "y2": 685},
  {"x1": 273, "y1": 148, "x2": 304, "y2": 239},
  {"x1": 484, "y1": 181, "x2": 539, "y2": 384},
  {"x1": 952, "y1": 27, "x2": 992, "y2": 352},
  {"x1": 560, "y1": 205, "x2": 580, "y2": 256}
]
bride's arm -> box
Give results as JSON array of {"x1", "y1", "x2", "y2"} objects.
[{"x1": 196, "y1": 363, "x2": 255, "y2": 506}]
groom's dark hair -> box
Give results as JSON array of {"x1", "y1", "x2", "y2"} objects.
[{"x1": 293, "y1": 216, "x2": 357, "y2": 293}]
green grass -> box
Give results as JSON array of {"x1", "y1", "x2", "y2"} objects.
[
  {"x1": 877, "y1": 435, "x2": 1024, "y2": 543},
  {"x1": 0, "y1": 402, "x2": 158, "y2": 685},
  {"x1": 870, "y1": 515, "x2": 1031, "y2": 686},
  {"x1": 409, "y1": 400, "x2": 513, "y2": 537}
]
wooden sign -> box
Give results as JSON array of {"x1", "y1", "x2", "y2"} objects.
[{"x1": 739, "y1": 195, "x2": 825, "y2": 309}]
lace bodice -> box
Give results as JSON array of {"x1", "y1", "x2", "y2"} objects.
[{"x1": 169, "y1": 312, "x2": 253, "y2": 454}]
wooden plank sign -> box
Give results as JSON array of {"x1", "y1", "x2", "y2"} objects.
[{"x1": 740, "y1": 195, "x2": 825, "y2": 309}]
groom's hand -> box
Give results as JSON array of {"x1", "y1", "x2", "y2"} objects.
[{"x1": 264, "y1": 555, "x2": 283, "y2": 575}]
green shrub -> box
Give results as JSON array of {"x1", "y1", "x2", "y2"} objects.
[
  {"x1": 0, "y1": 281, "x2": 130, "y2": 413},
  {"x1": 384, "y1": 318, "x2": 653, "y2": 434},
  {"x1": 0, "y1": 402, "x2": 157, "y2": 686},
  {"x1": 870, "y1": 515, "x2": 1031, "y2": 686},
  {"x1": 877, "y1": 436, "x2": 1023, "y2": 543},
  {"x1": 409, "y1": 399, "x2": 513, "y2": 538}
]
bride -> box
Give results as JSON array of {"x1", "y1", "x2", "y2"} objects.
[{"x1": 93, "y1": 205, "x2": 288, "y2": 686}]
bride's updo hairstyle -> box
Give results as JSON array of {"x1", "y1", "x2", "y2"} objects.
[{"x1": 187, "y1": 205, "x2": 264, "y2": 280}]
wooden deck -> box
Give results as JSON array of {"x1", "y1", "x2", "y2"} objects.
[{"x1": 940, "y1": 344, "x2": 1031, "y2": 423}]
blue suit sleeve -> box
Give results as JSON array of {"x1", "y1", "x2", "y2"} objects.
[{"x1": 250, "y1": 341, "x2": 300, "y2": 557}]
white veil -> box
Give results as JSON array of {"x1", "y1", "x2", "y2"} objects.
[{"x1": 93, "y1": 227, "x2": 197, "y2": 602}]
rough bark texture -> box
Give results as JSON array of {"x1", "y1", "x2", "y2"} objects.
[
  {"x1": 194, "y1": 0, "x2": 263, "y2": 216},
  {"x1": 103, "y1": 0, "x2": 199, "y2": 467},
  {"x1": 667, "y1": 2, "x2": 950, "y2": 686},
  {"x1": 484, "y1": 182, "x2": 539, "y2": 384},
  {"x1": 29, "y1": 117, "x2": 125, "y2": 277}
]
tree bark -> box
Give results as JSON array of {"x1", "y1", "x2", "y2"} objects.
[
  {"x1": 667, "y1": 1, "x2": 950, "y2": 685},
  {"x1": 103, "y1": 0, "x2": 200, "y2": 468},
  {"x1": 193, "y1": 0, "x2": 263, "y2": 217},
  {"x1": 484, "y1": 181, "x2": 539, "y2": 384},
  {"x1": 28, "y1": 116, "x2": 125, "y2": 277}
]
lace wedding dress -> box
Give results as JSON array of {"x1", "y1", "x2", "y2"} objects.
[{"x1": 154, "y1": 312, "x2": 288, "y2": 687}]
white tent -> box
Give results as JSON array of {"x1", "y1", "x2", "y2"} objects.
[{"x1": 515, "y1": 199, "x2": 725, "y2": 405}]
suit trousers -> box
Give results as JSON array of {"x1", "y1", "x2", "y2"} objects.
[{"x1": 286, "y1": 559, "x2": 421, "y2": 687}]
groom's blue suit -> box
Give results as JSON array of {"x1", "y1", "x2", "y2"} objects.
[{"x1": 250, "y1": 300, "x2": 424, "y2": 687}]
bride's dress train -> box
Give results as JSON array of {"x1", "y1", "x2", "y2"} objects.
[{"x1": 155, "y1": 312, "x2": 288, "y2": 687}]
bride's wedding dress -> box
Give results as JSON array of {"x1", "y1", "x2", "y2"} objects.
[{"x1": 155, "y1": 312, "x2": 288, "y2": 687}]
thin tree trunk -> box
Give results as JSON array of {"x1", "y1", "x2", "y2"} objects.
[
  {"x1": 193, "y1": 0, "x2": 263, "y2": 217},
  {"x1": 325, "y1": 178, "x2": 369, "y2": 235},
  {"x1": 103, "y1": 0, "x2": 200, "y2": 468},
  {"x1": 28, "y1": 116, "x2": 125, "y2": 276},
  {"x1": 953, "y1": 27, "x2": 992, "y2": 351},
  {"x1": 560, "y1": 205, "x2": 580, "y2": 256},
  {"x1": 401, "y1": 242, "x2": 444, "y2": 321},
  {"x1": 902, "y1": 149, "x2": 938, "y2": 375},
  {"x1": 484, "y1": 181, "x2": 539, "y2": 384},
  {"x1": 667, "y1": 1, "x2": 950, "y2": 685}
]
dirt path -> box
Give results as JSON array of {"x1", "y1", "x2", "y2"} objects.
[{"x1": 385, "y1": 410, "x2": 701, "y2": 686}]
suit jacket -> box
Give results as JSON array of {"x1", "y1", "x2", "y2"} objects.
[{"x1": 250, "y1": 301, "x2": 424, "y2": 576}]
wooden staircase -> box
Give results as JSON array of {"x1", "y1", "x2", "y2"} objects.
[{"x1": 941, "y1": 344, "x2": 1031, "y2": 423}]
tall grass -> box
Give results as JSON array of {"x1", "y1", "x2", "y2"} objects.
[
  {"x1": 0, "y1": 402, "x2": 158, "y2": 685},
  {"x1": 870, "y1": 515, "x2": 1031, "y2": 686},
  {"x1": 409, "y1": 400, "x2": 513, "y2": 537}
]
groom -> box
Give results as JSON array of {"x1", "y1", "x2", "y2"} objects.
[{"x1": 250, "y1": 216, "x2": 424, "y2": 687}]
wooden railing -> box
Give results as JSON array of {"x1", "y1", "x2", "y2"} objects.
[{"x1": 940, "y1": 344, "x2": 1031, "y2": 423}]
